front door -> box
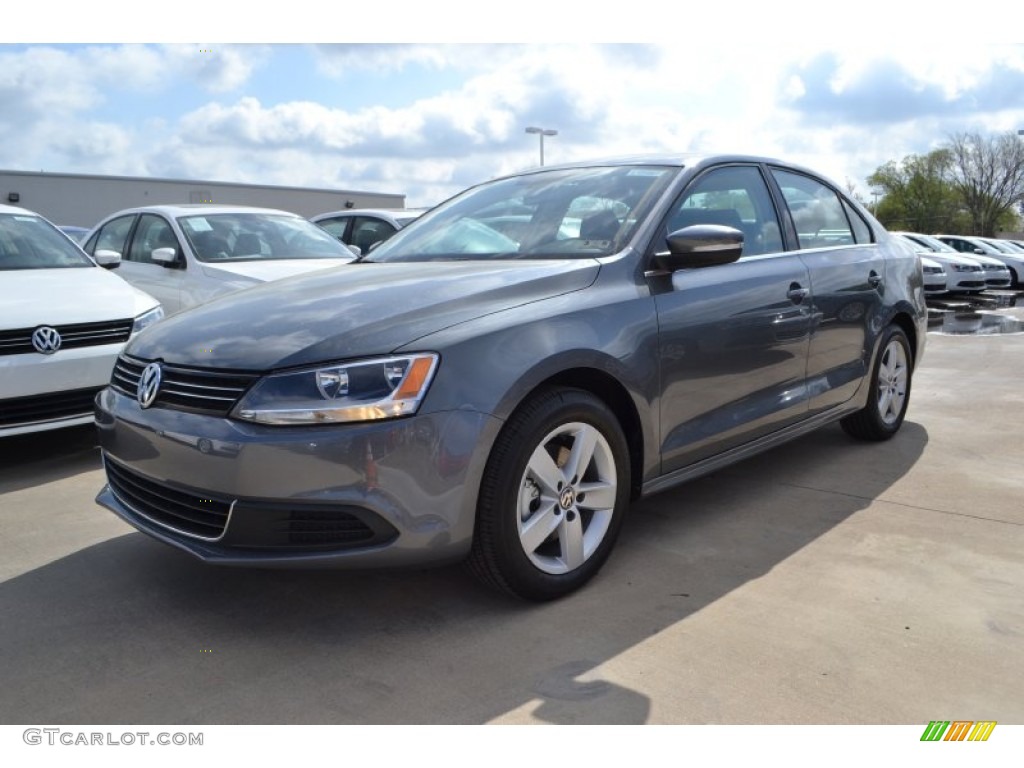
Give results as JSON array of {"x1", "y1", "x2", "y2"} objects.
[{"x1": 652, "y1": 164, "x2": 813, "y2": 474}]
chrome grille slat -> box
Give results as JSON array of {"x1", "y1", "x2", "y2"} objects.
[{"x1": 159, "y1": 388, "x2": 240, "y2": 402}]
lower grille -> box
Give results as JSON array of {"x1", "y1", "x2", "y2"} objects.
[
  {"x1": 285, "y1": 510, "x2": 379, "y2": 546},
  {"x1": 0, "y1": 386, "x2": 103, "y2": 427},
  {"x1": 105, "y1": 457, "x2": 232, "y2": 540}
]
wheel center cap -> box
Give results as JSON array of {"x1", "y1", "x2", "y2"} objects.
[{"x1": 559, "y1": 487, "x2": 576, "y2": 510}]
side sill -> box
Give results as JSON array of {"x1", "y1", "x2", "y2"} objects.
[{"x1": 641, "y1": 406, "x2": 854, "y2": 497}]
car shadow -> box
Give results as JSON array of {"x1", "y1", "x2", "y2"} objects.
[
  {"x1": 0, "y1": 425, "x2": 99, "y2": 494},
  {"x1": 0, "y1": 422, "x2": 927, "y2": 724}
]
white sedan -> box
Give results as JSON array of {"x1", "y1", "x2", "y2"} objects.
[
  {"x1": 920, "y1": 256, "x2": 947, "y2": 295},
  {"x1": 893, "y1": 232, "x2": 989, "y2": 293},
  {"x1": 83, "y1": 205, "x2": 357, "y2": 315},
  {"x1": 1, "y1": 204, "x2": 163, "y2": 437}
]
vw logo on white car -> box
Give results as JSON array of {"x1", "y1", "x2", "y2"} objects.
[
  {"x1": 137, "y1": 362, "x2": 162, "y2": 408},
  {"x1": 31, "y1": 326, "x2": 62, "y2": 355}
]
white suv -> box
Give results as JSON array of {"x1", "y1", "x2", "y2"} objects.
[{"x1": 1, "y1": 204, "x2": 163, "y2": 436}]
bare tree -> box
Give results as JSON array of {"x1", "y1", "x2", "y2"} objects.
[{"x1": 944, "y1": 131, "x2": 1024, "y2": 236}]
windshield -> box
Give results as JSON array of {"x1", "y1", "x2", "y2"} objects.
[
  {"x1": 178, "y1": 213, "x2": 356, "y2": 263},
  {"x1": 368, "y1": 165, "x2": 677, "y2": 263},
  {"x1": 0, "y1": 213, "x2": 95, "y2": 270},
  {"x1": 912, "y1": 234, "x2": 958, "y2": 253},
  {"x1": 984, "y1": 239, "x2": 1017, "y2": 253}
]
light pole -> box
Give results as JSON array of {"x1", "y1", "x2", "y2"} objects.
[{"x1": 525, "y1": 126, "x2": 557, "y2": 166}]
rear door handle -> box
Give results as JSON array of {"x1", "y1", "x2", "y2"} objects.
[{"x1": 787, "y1": 283, "x2": 809, "y2": 304}]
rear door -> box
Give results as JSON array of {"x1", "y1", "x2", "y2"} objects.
[
  {"x1": 652, "y1": 163, "x2": 813, "y2": 473},
  {"x1": 768, "y1": 168, "x2": 886, "y2": 415}
]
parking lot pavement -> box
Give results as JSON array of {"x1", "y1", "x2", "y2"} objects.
[{"x1": 1, "y1": 330, "x2": 1021, "y2": 725}]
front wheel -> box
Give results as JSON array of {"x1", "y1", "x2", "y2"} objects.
[
  {"x1": 841, "y1": 325, "x2": 913, "y2": 441},
  {"x1": 467, "y1": 388, "x2": 631, "y2": 601}
]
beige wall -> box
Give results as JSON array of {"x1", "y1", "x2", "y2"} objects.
[{"x1": 1, "y1": 171, "x2": 405, "y2": 228}]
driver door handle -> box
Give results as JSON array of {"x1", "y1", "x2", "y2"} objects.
[{"x1": 787, "y1": 283, "x2": 810, "y2": 304}]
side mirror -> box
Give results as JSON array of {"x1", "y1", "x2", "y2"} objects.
[
  {"x1": 347, "y1": 244, "x2": 362, "y2": 257},
  {"x1": 653, "y1": 225, "x2": 743, "y2": 271},
  {"x1": 93, "y1": 249, "x2": 121, "y2": 269},
  {"x1": 152, "y1": 247, "x2": 179, "y2": 267},
  {"x1": 974, "y1": 248, "x2": 985, "y2": 255}
]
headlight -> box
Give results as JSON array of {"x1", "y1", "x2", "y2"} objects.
[
  {"x1": 131, "y1": 306, "x2": 164, "y2": 334},
  {"x1": 233, "y1": 353, "x2": 439, "y2": 425}
]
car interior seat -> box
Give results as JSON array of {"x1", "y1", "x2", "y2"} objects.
[
  {"x1": 232, "y1": 233, "x2": 262, "y2": 257},
  {"x1": 579, "y1": 210, "x2": 621, "y2": 241},
  {"x1": 151, "y1": 225, "x2": 178, "y2": 256}
]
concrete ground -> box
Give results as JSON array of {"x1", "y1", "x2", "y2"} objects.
[{"x1": 0, "y1": 326, "x2": 1021, "y2": 725}]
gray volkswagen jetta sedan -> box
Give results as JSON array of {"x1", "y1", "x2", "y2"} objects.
[{"x1": 95, "y1": 154, "x2": 927, "y2": 600}]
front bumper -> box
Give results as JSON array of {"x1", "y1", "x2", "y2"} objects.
[
  {"x1": 94, "y1": 387, "x2": 503, "y2": 567},
  {"x1": 1, "y1": 343, "x2": 122, "y2": 436}
]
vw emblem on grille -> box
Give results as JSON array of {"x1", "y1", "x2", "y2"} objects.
[
  {"x1": 137, "y1": 362, "x2": 163, "y2": 408},
  {"x1": 31, "y1": 326, "x2": 62, "y2": 355}
]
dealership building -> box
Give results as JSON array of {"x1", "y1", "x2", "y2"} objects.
[{"x1": 0, "y1": 170, "x2": 406, "y2": 228}]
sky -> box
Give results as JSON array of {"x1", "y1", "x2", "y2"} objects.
[{"x1": 4, "y1": 3, "x2": 1024, "y2": 210}]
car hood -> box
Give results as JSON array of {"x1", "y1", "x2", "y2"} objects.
[
  {"x1": 199, "y1": 258, "x2": 352, "y2": 283},
  {"x1": 967, "y1": 254, "x2": 1009, "y2": 268},
  {"x1": 127, "y1": 259, "x2": 600, "y2": 370},
  {"x1": 0, "y1": 266, "x2": 159, "y2": 328},
  {"x1": 922, "y1": 253, "x2": 983, "y2": 269}
]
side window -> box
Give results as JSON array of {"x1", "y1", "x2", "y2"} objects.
[
  {"x1": 350, "y1": 217, "x2": 396, "y2": 253},
  {"x1": 772, "y1": 170, "x2": 855, "y2": 249},
  {"x1": 86, "y1": 215, "x2": 135, "y2": 257},
  {"x1": 663, "y1": 165, "x2": 782, "y2": 257},
  {"x1": 128, "y1": 215, "x2": 179, "y2": 265},
  {"x1": 842, "y1": 199, "x2": 873, "y2": 244},
  {"x1": 316, "y1": 216, "x2": 350, "y2": 241}
]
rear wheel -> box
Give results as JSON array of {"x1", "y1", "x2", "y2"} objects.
[
  {"x1": 467, "y1": 388, "x2": 630, "y2": 601},
  {"x1": 841, "y1": 325, "x2": 913, "y2": 441}
]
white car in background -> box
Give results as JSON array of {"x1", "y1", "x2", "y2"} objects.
[
  {"x1": 920, "y1": 256, "x2": 947, "y2": 295},
  {"x1": 0, "y1": 204, "x2": 162, "y2": 436},
  {"x1": 974, "y1": 237, "x2": 1024, "y2": 288},
  {"x1": 311, "y1": 208, "x2": 427, "y2": 254},
  {"x1": 933, "y1": 234, "x2": 1013, "y2": 289},
  {"x1": 892, "y1": 232, "x2": 987, "y2": 293},
  {"x1": 83, "y1": 205, "x2": 357, "y2": 315}
]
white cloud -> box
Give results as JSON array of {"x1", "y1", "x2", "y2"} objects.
[{"x1": 4, "y1": 42, "x2": 1024, "y2": 208}]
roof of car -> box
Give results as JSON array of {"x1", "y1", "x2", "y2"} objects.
[
  {"x1": 0, "y1": 203, "x2": 39, "y2": 216},
  {"x1": 311, "y1": 208, "x2": 427, "y2": 220},
  {"x1": 97, "y1": 204, "x2": 301, "y2": 218},
  {"x1": 526, "y1": 153, "x2": 792, "y2": 172}
]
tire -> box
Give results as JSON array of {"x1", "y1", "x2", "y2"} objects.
[
  {"x1": 467, "y1": 387, "x2": 631, "y2": 601},
  {"x1": 841, "y1": 325, "x2": 913, "y2": 441}
]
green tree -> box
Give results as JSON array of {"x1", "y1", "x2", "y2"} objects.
[
  {"x1": 867, "y1": 150, "x2": 959, "y2": 232},
  {"x1": 945, "y1": 131, "x2": 1024, "y2": 236}
]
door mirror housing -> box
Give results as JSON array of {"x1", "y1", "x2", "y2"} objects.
[
  {"x1": 152, "y1": 247, "x2": 180, "y2": 267},
  {"x1": 654, "y1": 225, "x2": 744, "y2": 271},
  {"x1": 93, "y1": 249, "x2": 121, "y2": 269}
]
